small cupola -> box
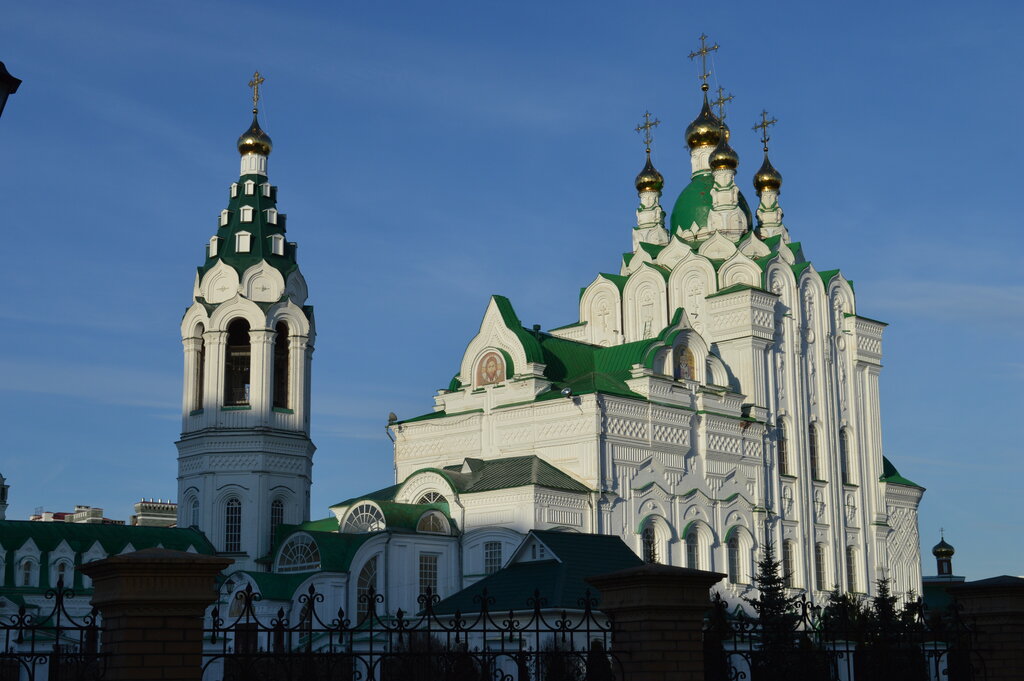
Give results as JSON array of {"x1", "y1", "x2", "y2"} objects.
[
  {"x1": 753, "y1": 153, "x2": 783, "y2": 194},
  {"x1": 708, "y1": 126, "x2": 739, "y2": 171},
  {"x1": 932, "y1": 533, "x2": 955, "y2": 576}
]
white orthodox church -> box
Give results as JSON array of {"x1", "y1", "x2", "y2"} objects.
[
  {"x1": 163, "y1": 61, "x2": 925, "y2": 621},
  {"x1": 0, "y1": 61, "x2": 924, "y2": 623}
]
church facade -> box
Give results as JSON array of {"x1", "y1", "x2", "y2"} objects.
[
  {"x1": 388, "y1": 92, "x2": 925, "y2": 605},
  {"x1": 185, "y1": 69, "x2": 922, "y2": 621},
  {"x1": 2, "y1": 62, "x2": 923, "y2": 624}
]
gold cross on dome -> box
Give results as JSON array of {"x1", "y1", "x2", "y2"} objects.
[
  {"x1": 635, "y1": 111, "x2": 661, "y2": 153},
  {"x1": 248, "y1": 71, "x2": 265, "y2": 112},
  {"x1": 687, "y1": 33, "x2": 719, "y2": 91},
  {"x1": 753, "y1": 109, "x2": 778, "y2": 151},
  {"x1": 711, "y1": 86, "x2": 734, "y2": 121}
]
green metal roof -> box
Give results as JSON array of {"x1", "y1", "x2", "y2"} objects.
[
  {"x1": 0, "y1": 520, "x2": 214, "y2": 592},
  {"x1": 491, "y1": 295, "x2": 544, "y2": 364},
  {"x1": 0, "y1": 520, "x2": 214, "y2": 555},
  {"x1": 330, "y1": 484, "x2": 402, "y2": 509},
  {"x1": 880, "y1": 456, "x2": 923, "y2": 489},
  {"x1": 435, "y1": 455, "x2": 591, "y2": 494},
  {"x1": 296, "y1": 516, "x2": 340, "y2": 532},
  {"x1": 197, "y1": 173, "x2": 297, "y2": 280},
  {"x1": 301, "y1": 531, "x2": 374, "y2": 571},
  {"x1": 433, "y1": 531, "x2": 641, "y2": 614},
  {"x1": 240, "y1": 571, "x2": 311, "y2": 601}
]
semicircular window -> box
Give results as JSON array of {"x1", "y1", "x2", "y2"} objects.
[
  {"x1": 344, "y1": 503, "x2": 386, "y2": 533},
  {"x1": 416, "y1": 491, "x2": 447, "y2": 505},
  {"x1": 416, "y1": 511, "x2": 449, "y2": 535},
  {"x1": 277, "y1": 534, "x2": 321, "y2": 573}
]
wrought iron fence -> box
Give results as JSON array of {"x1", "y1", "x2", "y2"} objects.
[
  {"x1": 0, "y1": 578, "x2": 104, "y2": 681},
  {"x1": 203, "y1": 584, "x2": 620, "y2": 681},
  {"x1": 704, "y1": 593, "x2": 985, "y2": 681}
]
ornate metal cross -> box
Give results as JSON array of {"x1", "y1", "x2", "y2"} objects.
[
  {"x1": 711, "y1": 86, "x2": 734, "y2": 121},
  {"x1": 753, "y1": 109, "x2": 778, "y2": 151},
  {"x1": 635, "y1": 110, "x2": 660, "y2": 153},
  {"x1": 687, "y1": 33, "x2": 719, "y2": 91},
  {"x1": 248, "y1": 71, "x2": 265, "y2": 112}
]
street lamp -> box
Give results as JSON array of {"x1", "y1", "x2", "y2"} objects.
[{"x1": 0, "y1": 62, "x2": 22, "y2": 119}]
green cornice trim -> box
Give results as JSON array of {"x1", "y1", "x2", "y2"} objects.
[
  {"x1": 548, "y1": 321, "x2": 586, "y2": 332},
  {"x1": 597, "y1": 273, "x2": 629, "y2": 292},
  {"x1": 706, "y1": 283, "x2": 768, "y2": 299},
  {"x1": 638, "y1": 242, "x2": 666, "y2": 259},
  {"x1": 854, "y1": 314, "x2": 888, "y2": 327}
]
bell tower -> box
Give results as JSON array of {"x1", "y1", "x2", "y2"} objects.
[{"x1": 176, "y1": 74, "x2": 315, "y2": 571}]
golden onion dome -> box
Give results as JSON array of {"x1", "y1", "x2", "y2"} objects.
[
  {"x1": 635, "y1": 154, "x2": 664, "y2": 193},
  {"x1": 685, "y1": 95, "x2": 728, "y2": 150},
  {"x1": 708, "y1": 130, "x2": 739, "y2": 171},
  {"x1": 753, "y1": 152, "x2": 783, "y2": 193},
  {"x1": 932, "y1": 538, "x2": 955, "y2": 559},
  {"x1": 237, "y1": 113, "x2": 272, "y2": 156}
]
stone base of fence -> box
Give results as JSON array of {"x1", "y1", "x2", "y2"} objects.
[
  {"x1": 587, "y1": 564, "x2": 725, "y2": 681},
  {"x1": 79, "y1": 548, "x2": 232, "y2": 681},
  {"x1": 950, "y1": 575, "x2": 1024, "y2": 681}
]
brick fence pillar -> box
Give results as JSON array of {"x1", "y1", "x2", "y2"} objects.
[
  {"x1": 79, "y1": 548, "x2": 232, "y2": 681},
  {"x1": 586, "y1": 564, "x2": 725, "y2": 681},
  {"x1": 949, "y1": 575, "x2": 1024, "y2": 681}
]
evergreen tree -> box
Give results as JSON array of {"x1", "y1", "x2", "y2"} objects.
[
  {"x1": 744, "y1": 539, "x2": 797, "y2": 628},
  {"x1": 743, "y1": 538, "x2": 806, "y2": 681}
]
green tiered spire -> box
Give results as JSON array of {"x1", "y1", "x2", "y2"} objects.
[{"x1": 198, "y1": 72, "x2": 298, "y2": 281}]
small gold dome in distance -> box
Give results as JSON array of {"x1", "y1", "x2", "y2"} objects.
[
  {"x1": 753, "y1": 153, "x2": 783, "y2": 193},
  {"x1": 635, "y1": 155, "x2": 664, "y2": 193},
  {"x1": 932, "y1": 538, "x2": 955, "y2": 559},
  {"x1": 708, "y1": 131, "x2": 739, "y2": 171}
]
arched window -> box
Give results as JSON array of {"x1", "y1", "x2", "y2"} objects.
[
  {"x1": 224, "y1": 498, "x2": 242, "y2": 552},
  {"x1": 685, "y1": 531, "x2": 699, "y2": 569},
  {"x1": 809, "y1": 424, "x2": 821, "y2": 480},
  {"x1": 416, "y1": 511, "x2": 448, "y2": 535},
  {"x1": 272, "y1": 322, "x2": 289, "y2": 409},
  {"x1": 224, "y1": 319, "x2": 251, "y2": 407},
  {"x1": 674, "y1": 346, "x2": 696, "y2": 381},
  {"x1": 277, "y1": 534, "x2": 321, "y2": 573},
  {"x1": 190, "y1": 498, "x2": 200, "y2": 527},
  {"x1": 270, "y1": 499, "x2": 285, "y2": 536},
  {"x1": 21, "y1": 559, "x2": 35, "y2": 587},
  {"x1": 55, "y1": 560, "x2": 69, "y2": 587},
  {"x1": 782, "y1": 540, "x2": 796, "y2": 588},
  {"x1": 814, "y1": 543, "x2": 827, "y2": 591},
  {"x1": 840, "y1": 429, "x2": 852, "y2": 484},
  {"x1": 356, "y1": 556, "x2": 378, "y2": 623},
  {"x1": 846, "y1": 545, "x2": 858, "y2": 593},
  {"x1": 727, "y1": 534, "x2": 740, "y2": 584},
  {"x1": 416, "y1": 491, "x2": 447, "y2": 505},
  {"x1": 777, "y1": 422, "x2": 789, "y2": 476},
  {"x1": 344, "y1": 503, "x2": 386, "y2": 533},
  {"x1": 194, "y1": 323, "x2": 206, "y2": 411},
  {"x1": 642, "y1": 526, "x2": 657, "y2": 564}
]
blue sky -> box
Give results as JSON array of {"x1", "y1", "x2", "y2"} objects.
[{"x1": 1, "y1": 1, "x2": 1021, "y2": 579}]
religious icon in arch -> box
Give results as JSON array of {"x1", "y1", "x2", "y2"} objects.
[{"x1": 476, "y1": 351, "x2": 505, "y2": 386}]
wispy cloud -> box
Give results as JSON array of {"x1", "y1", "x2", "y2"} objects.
[
  {"x1": 859, "y1": 280, "x2": 1024, "y2": 331},
  {"x1": 0, "y1": 359, "x2": 178, "y2": 410}
]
